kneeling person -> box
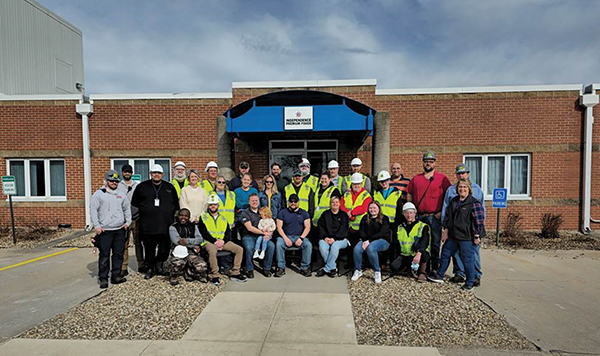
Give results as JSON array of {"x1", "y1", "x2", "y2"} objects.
[
  {"x1": 167, "y1": 208, "x2": 208, "y2": 285},
  {"x1": 391, "y1": 202, "x2": 430, "y2": 282},
  {"x1": 275, "y1": 194, "x2": 312, "y2": 277},
  {"x1": 198, "y1": 194, "x2": 246, "y2": 285}
]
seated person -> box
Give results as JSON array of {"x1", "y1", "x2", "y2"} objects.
[
  {"x1": 241, "y1": 193, "x2": 275, "y2": 278},
  {"x1": 275, "y1": 194, "x2": 312, "y2": 277},
  {"x1": 390, "y1": 202, "x2": 430, "y2": 282},
  {"x1": 167, "y1": 208, "x2": 208, "y2": 285},
  {"x1": 316, "y1": 196, "x2": 349, "y2": 277},
  {"x1": 351, "y1": 202, "x2": 391, "y2": 284},
  {"x1": 253, "y1": 206, "x2": 276, "y2": 259}
]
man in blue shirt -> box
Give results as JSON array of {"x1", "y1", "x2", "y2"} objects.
[
  {"x1": 441, "y1": 164, "x2": 486, "y2": 286},
  {"x1": 275, "y1": 194, "x2": 312, "y2": 277}
]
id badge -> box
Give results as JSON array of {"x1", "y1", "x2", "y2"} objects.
[{"x1": 154, "y1": 198, "x2": 160, "y2": 207}]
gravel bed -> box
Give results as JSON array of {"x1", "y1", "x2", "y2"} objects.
[
  {"x1": 483, "y1": 231, "x2": 600, "y2": 251},
  {"x1": 21, "y1": 272, "x2": 224, "y2": 340},
  {"x1": 348, "y1": 270, "x2": 536, "y2": 350},
  {"x1": 0, "y1": 228, "x2": 73, "y2": 249}
]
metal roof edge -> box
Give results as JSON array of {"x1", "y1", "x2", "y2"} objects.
[
  {"x1": 24, "y1": 0, "x2": 82, "y2": 36},
  {"x1": 232, "y1": 79, "x2": 377, "y2": 89},
  {"x1": 376, "y1": 84, "x2": 584, "y2": 96},
  {"x1": 89, "y1": 93, "x2": 233, "y2": 100},
  {"x1": 0, "y1": 94, "x2": 81, "y2": 101}
]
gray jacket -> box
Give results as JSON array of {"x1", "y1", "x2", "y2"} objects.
[
  {"x1": 90, "y1": 187, "x2": 132, "y2": 231},
  {"x1": 117, "y1": 180, "x2": 139, "y2": 219}
]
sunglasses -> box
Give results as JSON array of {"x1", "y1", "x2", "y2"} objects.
[
  {"x1": 265, "y1": 180, "x2": 274, "y2": 184},
  {"x1": 216, "y1": 181, "x2": 226, "y2": 184}
]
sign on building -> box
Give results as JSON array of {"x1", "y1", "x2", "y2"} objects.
[
  {"x1": 2, "y1": 176, "x2": 17, "y2": 195},
  {"x1": 284, "y1": 107, "x2": 313, "y2": 130}
]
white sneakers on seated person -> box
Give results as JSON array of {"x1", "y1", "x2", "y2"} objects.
[
  {"x1": 374, "y1": 271, "x2": 382, "y2": 284},
  {"x1": 351, "y1": 270, "x2": 363, "y2": 281}
]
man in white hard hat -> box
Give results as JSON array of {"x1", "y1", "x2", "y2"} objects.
[
  {"x1": 172, "y1": 161, "x2": 188, "y2": 198},
  {"x1": 167, "y1": 208, "x2": 208, "y2": 286},
  {"x1": 327, "y1": 160, "x2": 342, "y2": 190},
  {"x1": 299, "y1": 158, "x2": 318, "y2": 192},
  {"x1": 203, "y1": 161, "x2": 219, "y2": 195},
  {"x1": 342, "y1": 158, "x2": 371, "y2": 194},
  {"x1": 131, "y1": 164, "x2": 180, "y2": 280},
  {"x1": 390, "y1": 202, "x2": 430, "y2": 282}
]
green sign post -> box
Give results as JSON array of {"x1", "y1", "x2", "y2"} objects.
[
  {"x1": 131, "y1": 174, "x2": 142, "y2": 182},
  {"x1": 2, "y1": 176, "x2": 17, "y2": 244}
]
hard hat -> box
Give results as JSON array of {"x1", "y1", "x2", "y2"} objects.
[
  {"x1": 174, "y1": 161, "x2": 186, "y2": 168},
  {"x1": 351, "y1": 172, "x2": 363, "y2": 184},
  {"x1": 422, "y1": 151, "x2": 436, "y2": 161},
  {"x1": 205, "y1": 161, "x2": 219, "y2": 172},
  {"x1": 105, "y1": 170, "x2": 120, "y2": 182},
  {"x1": 327, "y1": 160, "x2": 339, "y2": 169},
  {"x1": 207, "y1": 193, "x2": 220, "y2": 205},
  {"x1": 377, "y1": 170, "x2": 391, "y2": 182},
  {"x1": 150, "y1": 164, "x2": 164, "y2": 173},
  {"x1": 299, "y1": 158, "x2": 310, "y2": 167},
  {"x1": 172, "y1": 245, "x2": 189, "y2": 259},
  {"x1": 403, "y1": 202, "x2": 417, "y2": 212},
  {"x1": 351, "y1": 158, "x2": 362, "y2": 166}
]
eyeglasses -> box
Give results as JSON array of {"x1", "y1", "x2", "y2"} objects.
[{"x1": 216, "y1": 181, "x2": 226, "y2": 184}]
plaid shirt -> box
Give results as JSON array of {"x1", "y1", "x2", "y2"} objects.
[{"x1": 444, "y1": 198, "x2": 485, "y2": 236}]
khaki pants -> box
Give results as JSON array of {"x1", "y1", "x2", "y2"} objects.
[
  {"x1": 122, "y1": 220, "x2": 145, "y2": 271},
  {"x1": 203, "y1": 241, "x2": 243, "y2": 277}
]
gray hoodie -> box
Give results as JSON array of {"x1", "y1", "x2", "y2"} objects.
[
  {"x1": 117, "y1": 180, "x2": 139, "y2": 219},
  {"x1": 90, "y1": 186, "x2": 132, "y2": 231}
]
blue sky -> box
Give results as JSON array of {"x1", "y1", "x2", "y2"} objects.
[{"x1": 40, "y1": 0, "x2": 600, "y2": 94}]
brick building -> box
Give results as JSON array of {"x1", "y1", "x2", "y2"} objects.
[{"x1": 1, "y1": 80, "x2": 599, "y2": 232}]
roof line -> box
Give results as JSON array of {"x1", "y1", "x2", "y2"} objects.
[
  {"x1": 90, "y1": 93, "x2": 232, "y2": 100},
  {"x1": 25, "y1": 0, "x2": 82, "y2": 36},
  {"x1": 0, "y1": 94, "x2": 81, "y2": 101},
  {"x1": 232, "y1": 79, "x2": 377, "y2": 89},
  {"x1": 376, "y1": 84, "x2": 583, "y2": 96}
]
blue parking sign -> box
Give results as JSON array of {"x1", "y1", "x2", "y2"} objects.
[{"x1": 492, "y1": 188, "x2": 508, "y2": 208}]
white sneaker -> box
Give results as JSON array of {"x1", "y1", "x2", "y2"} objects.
[
  {"x1": 351, "y1": 270, "x2": 363, "y2": 281},
  {"x1": 374, "y1": 271, "x2": 382, "y2": 284},
  {"x1": 253, "y1": 251, "x2": 259, "y2": 259},
  {"x1": 258, "y1": 250, "x2": 265, "y2": 259}
]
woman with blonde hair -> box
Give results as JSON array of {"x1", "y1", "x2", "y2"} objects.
[
  {"x1": 179, "y1": 169, "x2": 207, "y2": 223},
  {"x1": 259, "y1": 174, "x2": 282, "y2": 218}
]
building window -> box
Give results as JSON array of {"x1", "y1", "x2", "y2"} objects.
[
  {"x1": 463, "y1": 154, "x2": 531, "y2": 200},
  {"x1": 6, "y1": 159, "x2": 66, "y2": 201},
  {"x1": 110, "y1": 158, "x2": 171, "y2": 182}
]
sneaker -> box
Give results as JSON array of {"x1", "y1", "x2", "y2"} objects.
[
  {"x1": 327, "y1": 269, "x2": 337, "y2": 278},
  {"x1": 211, "y1": 277, "x2": 221, "y2": 286},
  {"x1": 111, "y1": 276, "x2": 127, "y2": 284},
  {"x1": 374, "y1": 271, "x2": 382, "y2": 284},
  {"x1": 428, "y1": 274, "x2": 444, "y2": 284},
  {"x1": 351, "y1": 270, "x2": 363, "y2": 281},
  {"x1": 473, "y1": 278, "x2": 481, "y2": 287},
  {"x1": 301, "y1": 268, "x2": 312, "y2": 277},
  {"x1": 246, "y1": 270, "x2": 254, "y2": 279},
  {"x1": 259, "y1": 250, "x2": 265, "y2": 259},
  {"x1": 264, "y1": 270, "x2": 272, "y2": 278},
  {"x1": 144, "y1": 269, "x2": 154, "y2": 280},
  {"x1": 230, "y1": 274, "x2": 248, "y2": 283},
  {"x1": 450, "y1": 274, "x2": 466, "y2": 283},
  {"x1": 316, "y1": 269, "x2": 327, "y2": 277},
  {"x1": 170, "y1": 278, "x2": 179, "y2": 286},
  {"x1": 274, "y1": 269, "x2": 285, "y2": 278},
  {"x1": 99, "y1": 278, "x2": 108, "y2": 289},
  {"x1": 253, "y1": 251, "x2": 260, "y2": 259},
  {"x1": 462, "y1": 284, "x2": 474, "y2": 291}
]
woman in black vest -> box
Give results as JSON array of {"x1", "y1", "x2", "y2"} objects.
[{"x1": 429, "y1": 179, "x2": 484, "y2": 290}]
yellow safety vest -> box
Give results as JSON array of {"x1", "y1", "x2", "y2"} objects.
[
  {"x1": 285, "y1": 183, "x2": 311, "y2": 212},
  {"x1": 218, "y1": 191, "x2": 236, "y2": 226},
  {"x1": 373, "y1": 189, "x2": 402, "y2": 223},
  {"x1": 303, "y1": 175, "x2": 319, "y2": 192},
  {"x1": 200, "y1": 212, "x2": 228, "y2": 246},
  {"x1": 343, "y1": 173, "x2": 366, "y2": 191},
  {"x1": 172, "y1": 178, "x2": 189, "y2": 198},
  {"x1": 201, "y1": 179, "x2": 215, "y2": 196},
  {"x1": 343, "y1": 190, "x2": 371, "y2": 230},
  {"x1": 397, "y1": 221, "x2": 430, "y2": 257},
  {"x1": 312, "y1": 186, "x2": 337, "y2": 226}
]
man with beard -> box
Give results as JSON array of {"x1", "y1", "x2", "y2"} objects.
[
  {"x1": 406, "y1": 151, "x2": 451, "y2": 274},
  {"x1": 117, "y1": 164, "x2": 143, "y2": 275},
  {"x1": 341, "y1": 158, "x2": 372, "y2": 194},
  {"x1": 299, "y1": 158, "x2": 318, "y2": 192},
  {"x1": 203, "y1": 161, "x2": 219, "y2": 195},
  {"x1": 229, "y1": 161, "x2": 259, "y2": 191},
  {"x1": 172, "y1": 161, "x2": 188, "y2": 198},
  {"x1": 167, "y1": 208, "x2": 208, "y2": 286},
  {"x1": 271, "y1": 162, "x2": 290, "y2": 193}
]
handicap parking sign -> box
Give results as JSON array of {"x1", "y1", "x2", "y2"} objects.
[{"x1": 492, "y1": 188, "x2": 508, "y2": 208}]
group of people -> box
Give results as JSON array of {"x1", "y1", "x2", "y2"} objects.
[{"x1": 90, "y1": 151, "x2": 486, "y2": 291}]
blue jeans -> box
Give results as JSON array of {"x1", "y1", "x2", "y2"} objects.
[
  {"x1": 242, "y1": 235, "x2": 274, "y2": 271},
  {"x1": 436, "y1": 239, "x2": 475, "y2": 286},
  {"x1": 254, "y1": 236, "x2": 269, "y2": 252},
  {"x1": 419, "y1": 215, "x2": 442, "y2": 270},
  {"x1": 276, "y1": 236, "x2": 312, "y2": 270},
  {"x1": 319, "y1": 239, "x2": 349, "y2": 273},
  {"x1": 353, "y1": 239, "x2": 390, "y2": 272},
  {"x1": 452, "y1": 243, "x2": 482, "y2": 279}
]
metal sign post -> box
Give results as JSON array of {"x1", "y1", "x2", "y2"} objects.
[
  {"x1": 492, "y1": 188, "x2": 508, "y2": 246},
  {"x1": 2, "y1": 176, "x2": 17, "y2": 244}
]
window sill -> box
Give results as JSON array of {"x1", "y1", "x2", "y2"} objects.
[{"x1": 5, "y1": 197, "x2": 68, "y2": 202}]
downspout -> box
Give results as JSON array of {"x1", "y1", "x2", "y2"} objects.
[
  {"x1": 75, "y1": 93, "x2": 93, "y2": 230},
  {"x1": 580, "y1": 84, "x2": 599, "y2": 233}
]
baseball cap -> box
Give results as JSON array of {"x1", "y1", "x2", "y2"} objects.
[
  {"x1": 292, "y1": 170, "x2": 302, "y2": 177},
  {"x1": 455, "y1": 164, "x2": 470, "y2": 174},
  {"x1": 288, "y1": 193, "x2": 300, "y2": 202},
  {"x1": 121, "y1": 164, "x2": 133, "y2": 173},
  {"x1": 239, "y1": 161, "x2": 249, "y2": 169},
  {"x1": 105, "y1": 170, "x2": 120, "y2": 182}
]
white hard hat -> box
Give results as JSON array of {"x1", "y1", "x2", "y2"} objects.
[
  {"x1": 299, "y1": 158, "x2": 310, "y2": 167},
  {"x1": 403, "y1": 202, "x2": 417, "y2": 212},
  {"x1": 172, "y1": 245, "x2": 189, "y2": 259},
  {"x1": 377, "y1": 170, "x2": 391, "y2": 182},
  {"x1": 174, "y1": 161, "x2": 186, "y2": 168},
  {"x1": 327, "y1": 160, "x2": 339, "y2": 169},
  {"x1": 351, "y1": 172, "x2": 363, "y2": 184},
  {"x1": 207, "y1": 193, "x2": 220, "y2": 205},
  {"x1": 351, "y1": 158, "x2": 362, "y2": 166},
  {"x1": 150, "y1": 164, "x2": 164, "y2": 173},
  {"x1": 205, "y1": 161, "x2": 219, "y2": 172}
]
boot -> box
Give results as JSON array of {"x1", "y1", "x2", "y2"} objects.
[
  {"x1": 417, "y1": 262, "x2": 427, "y2": 283},
  {"x1": 169, "y1": 272, "x2": 179, "y2": 286},
  {"x1": 155, "y1": 261, "x2": 165, "y2": 276},
  {"x1": 144, "y1": 266, "x2": 154, "y2": 280}
]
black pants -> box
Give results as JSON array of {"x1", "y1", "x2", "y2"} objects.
[
  {"x1": 140, "y1": 233, "x2": 170, "y2": 267},
  {"x1": 97, "y1": 229, "x2": 126, "y2": 280},
  {"x1": 391, "y1": 252, "x2": 430, "y2": 273}
]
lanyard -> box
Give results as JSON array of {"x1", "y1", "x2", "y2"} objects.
[{"x1": 152, "y1": 182, "x2": 163, "y2": 199}]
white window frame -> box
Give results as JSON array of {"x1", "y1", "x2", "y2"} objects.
[
  {"x1": 5, "y1": 158, "x2": 67, "y2": 202},
  {"x1": 110, "y1": 158, "x2": 172, "y2": 181},
  {"x1": 463, "y1": 153, "x2": 532, "y2": 200}
]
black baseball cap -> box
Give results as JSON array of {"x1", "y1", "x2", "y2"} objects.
[
  {"x1": 239, "y1": 161, "x2": 249, "y2": 169},
  {"x1": 122, "y1": 164, "x2": 133, "y2": 173},
  {"x1": 288, "y1": 194, "x2": 299, "y2": 203}
]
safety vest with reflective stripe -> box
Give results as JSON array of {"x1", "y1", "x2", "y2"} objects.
[
  {"x1": 172, "y1": 178, "x2": 189, "y2": 198},
  {"x1": 343, "y1": 173, "x2": 366, "y2": 191},
  {"x1": 200, "y1": 212, "x2": 228, "y2": 246},
  {"x1": 303, "y1": 175, "x2": 319, "y2": 192},
  {"x1": 343, "y1": 190, "x2": 371, "y2": 230},
  {"x1": 312, "y1": 185, "x2": 337, "y2": 226},
  {"x1": 217, "y1": 191, "x2": 236, "y2": 226},
  {"x1": 201, "y1": 179, "x2": 215, "y2": 196},
  {"x1": 373, "y1": 189, "x2": 402, "y2": 223},
  {"x1": 285, "y1": 183, "x2": 311, "y2": 212},
  {"x1": 397, "y1": 221, "x2": 430, "y2": 257}
]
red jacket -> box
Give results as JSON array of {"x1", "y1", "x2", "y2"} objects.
[{"x1": 340, "y1": 188, "x2": 372, "y2": 221}]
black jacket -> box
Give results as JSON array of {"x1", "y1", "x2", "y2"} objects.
[
  {"x1": 131, "y1": 180, "x2": 179, "y2": 235},
  {"x1": 447, "y1": 194, "x2": 477, "y2": 241},
  {"x1": 318, "y1": 209, "x2": 349, "y2": 241},
  {"x1": 359, "y1": 215, "x2": 391, "y2": 243}
]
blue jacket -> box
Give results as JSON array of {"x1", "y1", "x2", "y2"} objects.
[{"x1": 259, "y1": 191, "x2": 282, "y2": 218}]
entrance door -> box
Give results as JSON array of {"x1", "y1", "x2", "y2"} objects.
[{"x1": 269, "y1": 140, "x2": 337, "y2": 179}]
